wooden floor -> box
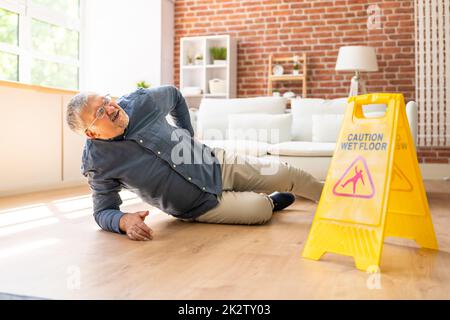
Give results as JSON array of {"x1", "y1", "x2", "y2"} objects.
[{"x1": 0, "y1": 181, "x2": 449, "y2": 300}]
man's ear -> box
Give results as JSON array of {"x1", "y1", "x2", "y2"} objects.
[{"x1": 85, "y1": 130, "x2": 97, "y2": 139}]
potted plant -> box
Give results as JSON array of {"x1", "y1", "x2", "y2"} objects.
[
  {"x1": 194, "y1": 54, "x2": 203, "y2": 65},
  {"x1": 292, "y1": 55, "x2": 300, "y2": 75},
  {"x1": 210, "y1": 47, "x2": 227, "y2": 65},
  {"x1": 293, "y1": 63, "x2": 299, "y2": 75},
  {"x1": 136, "y1": 81, "x2": 150, "y2": 89}
]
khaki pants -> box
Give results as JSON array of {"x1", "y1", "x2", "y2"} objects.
[{"x1": 194, "y1": 148, "x2": 324, "y2": 225}]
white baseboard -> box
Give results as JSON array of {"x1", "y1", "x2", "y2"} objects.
[{"x1": 419, "y1": 163, "x2": 450, "y2": 180}]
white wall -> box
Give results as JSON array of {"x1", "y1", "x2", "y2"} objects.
[
  {"x1": 0, "y1": 85, "x2": 87, "y2": 196},
  {"x1": 82, "y1": 0, "x2": 174, "y2": 97},
  {"x1": 161, "y1": 0, "x2": 174, "y2": 85}
]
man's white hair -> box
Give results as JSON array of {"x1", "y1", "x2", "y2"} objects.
[{"x1": 66, "y1": 92, "x2": 92, "y2": 135}]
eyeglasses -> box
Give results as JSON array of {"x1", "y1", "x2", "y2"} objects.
[{"x1": 85, "y1": 94, "x2": 111, "y2": 133}]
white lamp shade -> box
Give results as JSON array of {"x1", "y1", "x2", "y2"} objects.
[{"x1": 335, "y1": 46, "x2": 379, "y2": 72}]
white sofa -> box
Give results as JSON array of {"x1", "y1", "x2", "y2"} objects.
[{"x1": 188, "y1": 96, "x2": 417, "y2": 180}]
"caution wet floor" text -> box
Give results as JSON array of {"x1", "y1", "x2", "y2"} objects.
[{"x1": 340, "y1": 133, "x2": 387, "y2": 151}]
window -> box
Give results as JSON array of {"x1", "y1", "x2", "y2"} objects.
[
  {"x1": 0, "y1": 0, "x2": 81, "y2": 90},
  {"x1": 0, "y1": 7, "x2": 19, "y2": 81}
]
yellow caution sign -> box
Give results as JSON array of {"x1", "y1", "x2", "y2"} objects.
[{"x1": 302, "y1": 93, "x2": 438, "y2": 271}]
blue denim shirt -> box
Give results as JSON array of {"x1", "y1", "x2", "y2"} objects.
[{"x1": 81, "y1": 86, "x2": 222, "y2": 234}]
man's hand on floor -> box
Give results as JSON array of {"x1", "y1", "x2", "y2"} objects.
[{"x1": 119, "y1": 211, "x2": 154, "y2": 241}]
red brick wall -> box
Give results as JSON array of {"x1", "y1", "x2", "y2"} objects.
[
  {"x1": 174, "y1": 0, "x2": 449, "y2": 164},
  {"x1": 174, "y1": 0, "x2": 415, "y2": 99},
  {"x1": 417, "y1": 147, "x2": 450, "y2": 164}
]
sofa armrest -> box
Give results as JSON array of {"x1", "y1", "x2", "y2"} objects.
[{"x1": 406, "y1": 101, "x2": 418, "y2": 146}]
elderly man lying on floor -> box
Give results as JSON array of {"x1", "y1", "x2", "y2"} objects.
[{"x1": 66, "y1": 86, "x2": 324, "y2": 241}]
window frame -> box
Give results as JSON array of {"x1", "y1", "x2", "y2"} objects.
[{"x1": 0, "y1": 0, "x2": 83, "y2": 89}]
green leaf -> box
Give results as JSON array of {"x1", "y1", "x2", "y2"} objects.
[{"x1": 136, "y1": 81, "x2": 151, "y2": 89}]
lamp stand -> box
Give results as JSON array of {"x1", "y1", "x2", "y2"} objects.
[{"x1": 349, "y1": 71, "x2": 367, "y2": 97}]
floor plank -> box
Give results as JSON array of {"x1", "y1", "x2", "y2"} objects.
[{"x1": 0, "y1": 181, "x2": 449, "y2": 299}]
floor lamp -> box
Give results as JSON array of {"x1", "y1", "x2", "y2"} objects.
[{"x1": 335, "y1": 46, "x2": 379, "y2": 97}]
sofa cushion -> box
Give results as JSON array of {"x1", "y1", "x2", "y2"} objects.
[
  {"x1": 268, "y1": 141, "x2": 336, "y2": 157},
  {"x1": 228, "y1": 113, "x2": 292, "y2": 144},
  {"x1": 197, "y1": 97, "x2": 286, "y2": 140},
  {"x1": 291, "y1": 97, "x2": 348, "y2": 141},
  {"x1": 201, "y1": 139, "x2": 270, "y2": 157},
  {"x1": 311, "y1": 114, "x2": 344, "y2": 143}
]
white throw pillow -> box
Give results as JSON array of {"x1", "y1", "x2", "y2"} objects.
[
  {"x1": 197, "y1": 97, "x2": 286, "y2": 140},
  {"x1": 311, "y1": 114, "x2": 344, "y2": 143},
  {"x1": 291, "y1": 97, "x2": 348, "y2": 141},
  {"x1": 227, "y1": 113, "x2": 292, "y2": 144}
]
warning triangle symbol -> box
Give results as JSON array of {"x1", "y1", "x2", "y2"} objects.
[
  {"x1": 391, "y1": 164, "x2": 413, "y2": 192},
  {"x1": 333, "y1": 156, "x2": 375, "y2": 199}
]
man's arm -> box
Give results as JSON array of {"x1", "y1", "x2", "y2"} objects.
[
  {"x1": 88, "y1": 174, "x2": 153, "y2": 240},
  {"x1": 89, "y1": 175, "x2": 125, "y2": 234},
  {"x1": 153, "y1": 85, "x2": 194, "y2": 136}
]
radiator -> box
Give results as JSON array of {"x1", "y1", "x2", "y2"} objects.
[{"x1": 415, "y1": 0, "x2": 450, "y2": 146}]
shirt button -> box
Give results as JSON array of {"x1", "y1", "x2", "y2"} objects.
[
  {"x1": 202, "y1": 187, "x2": 206, "y2": 190},
  {"x1": 173, "y1": 164, "x2": 176, "y2": 168},
  {"x1": 139, "y1": 139, "x2": 143, "y2": 143},
  {"x1": 157, "y1": 151, "x2": 161, "y2": 155},
  {"x1": 188, "y1": 177, "x2": 192, "y2": 181}
]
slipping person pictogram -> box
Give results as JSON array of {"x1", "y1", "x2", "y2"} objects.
[
  {"x1": 340, "y1": 166, "x2": 365, "y2": 195},
  {"x1": 332, "y1": 156, "x2": 375, "y2": 199}
]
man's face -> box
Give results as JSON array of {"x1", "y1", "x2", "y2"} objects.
[{"x1": 81, "y1": 94, "x2": 129, "y2": 140}]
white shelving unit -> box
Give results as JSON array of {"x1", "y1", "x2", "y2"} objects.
[{"x1": 180, "y1": 35, "x2": 237, "y2": 108}]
